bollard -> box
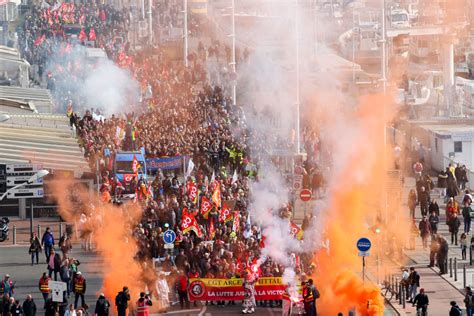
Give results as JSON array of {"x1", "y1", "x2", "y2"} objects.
[
  {"x1": 59, "y1": 223, "x2": 63, "y2": 237},
  {"x1": 402, "y1": 285, "x2": 406, "y2": 308},
  {"x1": 464, "y1": 264, "x2": 467, "y2": 288},
  {"x1": 12, "y1": 225, "x2": 16, "y2": 245},
  {"x1": 395, "y1": 278, "x2": 399, "y2": 298},
  {"x1": 471, "y1": 245, "x2": 473, "y2": 265},
  {"x1": 455, "y1": 258, "x2": 458, "y2": 282},
  {"x1": 37, "y1": 224, "x2": 41, "y2": 237},
  {"x1": 398, "y1": 283, "x2": 402, "y2": 304},
  {"x1": 450, "y1": 258, "x2": 453, "y2": 278}
]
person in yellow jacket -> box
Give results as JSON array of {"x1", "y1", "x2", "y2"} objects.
[
  {"x1": 73, "y1": 271, "x2": 87, "y2": 309},
  {"x1": 38, "y1": 272, "x2": 51, "y2": 305}
]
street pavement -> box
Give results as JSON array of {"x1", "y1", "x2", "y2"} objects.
[{"x1": 384, "y1": 176, "x2": 467, "y2": 315}]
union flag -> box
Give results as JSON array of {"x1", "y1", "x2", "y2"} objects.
[
  {"x1": 200, "y1": 196, "x2": 213, "y2": 219},
  {"x1": 219, "y1": 203, "x2": 233, "y2": 224},
  {"x1": 289, "y1": 221, "x2": 304, "y2": 240},
  {"x1": 181, "y1": 208, "x2": 202, "y2": 238},
  {"x1": 212, "y1": 182, "x2": 221, "y2": 208}
]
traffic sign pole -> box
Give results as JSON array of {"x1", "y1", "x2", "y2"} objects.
[
  {"x1": 357, "y1": 237, "x2": 372, "y2": 283},
  {"x1": 362, "y1": 256, "x2": 366, "y2": 283}
]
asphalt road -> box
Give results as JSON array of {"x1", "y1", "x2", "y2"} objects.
[{"x1": 0, "y1": 246, "x2": 398, "y2": 316}]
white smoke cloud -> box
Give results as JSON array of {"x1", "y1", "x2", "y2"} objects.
[
  {"x1": 81, "y1": 60, "x2": 139, "y2": 116},
  {"x1": 46, "y1": 43, "x2": 139, "y2": 115}
]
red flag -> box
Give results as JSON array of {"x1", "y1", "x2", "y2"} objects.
[
  {"x1": 209, "y1": 217, "x2": 216, "y2": 240},
  {"x1": 78, "y1": 28, "x2": 87, "y2": 41},
  {"x1": 219, "y1": 203, "x2": 233, "y2": 224},
  {"x1": 132, "y1": 155, "x2": 139, "y2": 176},
  {"x1": 290, "y1": 221, "x2": 304, "y2": 240},
  {"x1": 200, "y1": 196, "x2": 213, "y2": 219},
  {"x1": 212, "y1": 182, "x2": 221, "y2": 208},
  {"x1": 34, "y1": 34, "x2": 46, "y2": 46},
  {"x1": 181, "y1": 208, "x2": 202, "y2": 238},
  {"x1": 89, "y1": 28, "x2": 96, "y2": 41},
  {"x1": 259, "y1": 235, "x2": 266, "y2": 248},
  {"x1": 187, "y1": 181, "x2": 198, "y2": 204},
  {"x1": 232, "y1": 211, "x2": 240, "y2": 232},
  {"x1": 236, "y1": 258, "x2": 246, "y2": 273}
]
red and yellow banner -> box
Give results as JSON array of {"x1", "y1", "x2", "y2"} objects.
[{"x1": 188, "y1": 277, "x2": 286, "y2": 301}]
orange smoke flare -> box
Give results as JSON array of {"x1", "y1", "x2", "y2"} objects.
[
  {"x1": 49, "y1": 176, "x2": 153, "y2": 311},
  {"x1": 311, "y1": 93, "x2": 409, "y2": 315}
]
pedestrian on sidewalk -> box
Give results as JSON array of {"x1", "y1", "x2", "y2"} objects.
[
  {"x1": 448, "y1": 214, "x2": 461, "y2": 245},
  {"x1": 447, "y1": 198, "x2": 460, "y2": 223},
  {"x1": 418, "y1": 216, "x2": 431, "y2": 249},
  {"x1": 450, "y1": 301, "x2": 462, "y2": 316},
  {"x1": 463, "y1": 199, "x2": 473, "y2": 233},
  {"x1": 412, "y1": 288, "x2": 429, "y2": 316},
  {"x1": 464, "y1": 286, "x2": 474, "y2": 316},
  {"x1": 429, "y1": 201, "x2": 440, "y2": 217},
  {"x1": 428, "y1": 212, "x2": 439, "y2": 235},
  {"x1": 41, "y1": 227, "x2": 54, "y2": 263},
  {"x1": 47, "y1": 248, "x2": 61, "y2": 281},
  {"x1": 407, "y1": 267, "x2": 420, "y2": 303},
  {"x1": 418, "y1": 187, "x2": 430, "y2": 217},
  {"x1": 461, "y1": 233, "x2": 468, "y2": 260},
  {"x1": 438, "y1": 169, "x2": 448, "y2": 199},
  {"x1": 437, "y1": 235, "x2": 449, "y2": 275},
  {"x1": 401, "y1": 268, "x2": 410, "y2": 300},
  {"x1": 29, "y1": 233, "x2": 42, "y2": 265},
  {"x1": 428, "y1": 236, "x2": 439, "y2": 267},
  {"x1": 408, "y1": 189, "x2": 417, "y2": 219}
]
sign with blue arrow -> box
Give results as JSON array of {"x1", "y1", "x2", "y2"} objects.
[{"x1": 163, "y1": 229, "x2": 176, "y2": 244}]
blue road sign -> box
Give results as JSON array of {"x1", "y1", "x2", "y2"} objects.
[
  {"x1": 356, "y1": 238, "x2": 371, "y2": 252},
  {"x1": 163, "y1": 229, "x2": 176, "y2": 244}
]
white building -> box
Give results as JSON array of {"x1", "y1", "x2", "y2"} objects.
[{"x1": 417, "y1": 121, "x2": 474, "y2": 171}]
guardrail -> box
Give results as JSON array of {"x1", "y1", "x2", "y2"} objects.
[{"x1": 382, "y1": 272, "x2": 406, "y2": 309}]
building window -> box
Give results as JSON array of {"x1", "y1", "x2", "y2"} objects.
[
  {"x1": 454, "y1": 141, "x2": 463, "y2": 153},
  {"x1": 435, "y1": 138, "x2": 438, "y2": 152}
]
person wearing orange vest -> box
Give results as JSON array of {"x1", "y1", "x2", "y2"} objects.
[
  {"x1": 136, "y1": 292, "x2": 152, "y2": 316},
  {"x1": 38, "y1": 272, "x2": 51, "y2": 305},
  {"x1": 302, "y1": 281, "x2": 315, "y2": 316},
  {"x1": 73, "y1": 271, "x2": 86, "y2": 309}
]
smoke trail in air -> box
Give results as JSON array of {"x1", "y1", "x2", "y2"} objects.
[{"x1": 49, "y1": 176, "x2": 153, "y2": 306}]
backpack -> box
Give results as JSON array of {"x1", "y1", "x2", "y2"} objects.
[
  {"x1": 464, "y1": 294, "x2": 474, "y2": 308},
  {"x1": 99, "y1": 300, "x2": 109, "y2": 315},
  {"x1": 115, "y1": 292, "x2": 123, "y2": 308}
]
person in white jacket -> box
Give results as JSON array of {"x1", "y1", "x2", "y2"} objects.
[
  {"x1": 155, "y1": 272, "x2": 170, "y2": 313},
  {"x1": 64, "y1": 304, "x2": 77, "y2": 316}
]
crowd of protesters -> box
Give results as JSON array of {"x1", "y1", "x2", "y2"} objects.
[
  {"x1": 6, "y1": 1, "x2": 327, "y2": 315},
  {"x1": 409, "y1": 160, "x2": 473, "y2": 279}
]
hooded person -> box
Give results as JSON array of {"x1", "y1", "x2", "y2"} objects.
[
  {"x1": 242, "y1": 271, "x2": 257, "y2": 314},
  {"x1": 155, "y1": 273, "x2": 170, "y2": 313},
  {"x1": 94, "y1": 293, "x2": 110, "y2": 316}
]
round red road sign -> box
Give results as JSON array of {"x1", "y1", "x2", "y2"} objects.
[
  {"x1": 294, "y1": 166, "x2": 304, "y2": 175},
  {"x1": 300, "y1": 189, "x2": 312, "y2": 202}
]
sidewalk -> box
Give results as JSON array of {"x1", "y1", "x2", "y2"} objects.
[
  {"x1": 0, "y1": 218, "x2": 66, "y2": 245},
  {"x1": 386, "y1": 177, "x2": 467, "y2": 315}
]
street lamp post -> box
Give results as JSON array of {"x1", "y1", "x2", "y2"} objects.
[
  {"x1": 295, "y1": 0, "x2": 300, "y2": 155},
  {"x1": 184, "y1": 0, "x2": 189, "y2": 67},
  {"x1": 231, "y1": 0, "x2": 236, "y2": 106},
  {"x1": 0, "y1": 170, "x2": 49, "y2": 235}
]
